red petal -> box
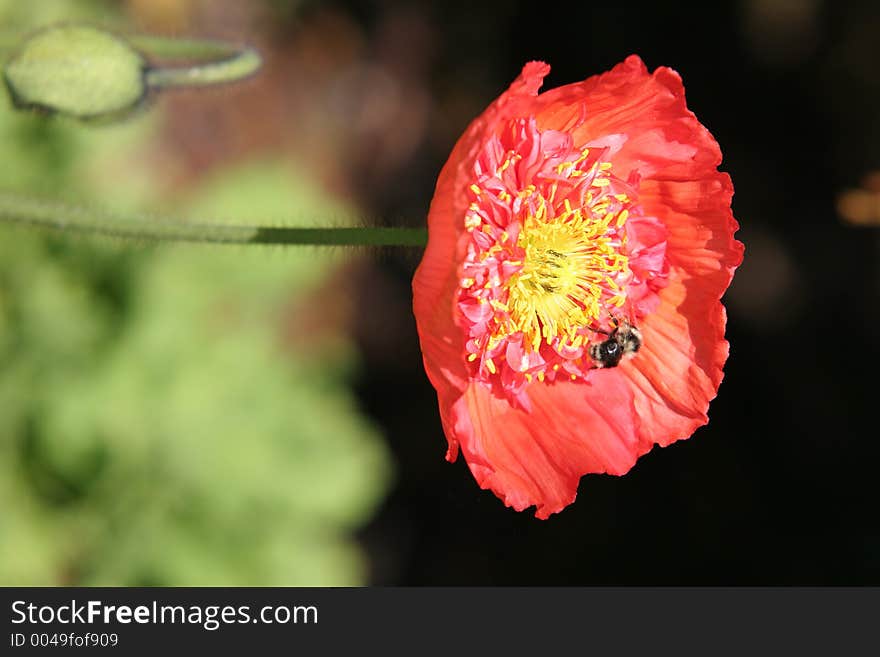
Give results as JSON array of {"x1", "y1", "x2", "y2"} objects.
[
  {"x1": 621, "y1": 274, "x2": 729, "y2": 446},
  {"x1": 533, "y1": 55, "x2": 723, "y2": 181},
  {"x1": 529, "y1": 54, "x2": 744, "y2": 451},
  {"x1": 623, "y1": 174, "x2": 742, "y2": 446},
  {"x1": 449, "y1": 373, "x2": 640, "y2": 519},
  {"x1": 413, "y1": 62, "x2": 552, "y2": 461}
]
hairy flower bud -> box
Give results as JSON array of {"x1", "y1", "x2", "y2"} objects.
[{"x1": 4, "y1": 25, "x2": 146, "y2": 121}]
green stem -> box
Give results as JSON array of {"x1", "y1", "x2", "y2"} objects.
[
  {"x1": 0, "y1": 193, "x2": 428, "y2": 248},
  {"x1": 134, "y1": 36, "x2": 262, "y2": 89},
  {"x1": 128, "y1": 35, "x2": 247, "y2": 62}
]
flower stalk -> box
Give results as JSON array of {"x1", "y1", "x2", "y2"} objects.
[
  {"x1": 0, "y1": 192, "x2": 428, "y2": 248},
  {"x1": 134, "y1": 35, "x2": 262, "y2": 90}
]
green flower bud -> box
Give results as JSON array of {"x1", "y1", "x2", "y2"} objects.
[{"x1": 3, "y1": 25, "x2": 146, "y2": 121}]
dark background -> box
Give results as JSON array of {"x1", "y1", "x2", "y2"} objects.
[{"x1": 321, "y1": 0, "x2": 880, "y2": 584}]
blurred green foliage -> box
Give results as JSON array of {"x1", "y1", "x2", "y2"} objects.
[{"x1": 0, "y1": 2, "x2": 392, "y2": 585}]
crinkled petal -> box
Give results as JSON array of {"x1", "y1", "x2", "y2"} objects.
[
  {"x1": 533, "y1": 55, "x2": 722, "y2": 180},
  {"x1": 622, "y1": 173, "x2": 742, "y2": 446},
  {"x1": 530, "y1": 55, "x2": 743, "y2": 451},
  {"x1": 449, "y1": 374, "x2": 639, "y2": 519},
  {"x1": 621, "y1": 273, "x2": 728, "y2": 447},
  {"x1": 413, "y1": 61, "x2": 552, "y2": 460}
]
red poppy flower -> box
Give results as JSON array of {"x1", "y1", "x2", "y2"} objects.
[{"x1": 412, "y1": 55, "x2": 743, "y2": 519}]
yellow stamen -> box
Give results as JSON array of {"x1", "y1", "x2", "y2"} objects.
[{"x1": 497, "y1": 174, "x2": 631, "y2": 353}]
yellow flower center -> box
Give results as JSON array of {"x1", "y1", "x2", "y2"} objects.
[
  {"x1": 506, "y1": 202, "x2": 629, "y2": 351},
  {"x1": 503, "y1": 190, "x2": 629, "y2": 350}
]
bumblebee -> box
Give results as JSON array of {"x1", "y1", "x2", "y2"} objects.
[{"x1": 589, "y1": 319, "x2": 642, "y2": 368}]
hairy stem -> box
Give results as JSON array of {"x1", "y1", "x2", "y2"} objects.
[{"x1": 0, "y1": 193, "x2": 428, "y2": 248}]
